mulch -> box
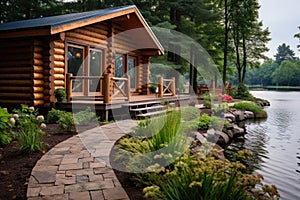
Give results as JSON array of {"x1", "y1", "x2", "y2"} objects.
[{"x1": 0, "y1": 123, "x2": 145, "y2": 200}]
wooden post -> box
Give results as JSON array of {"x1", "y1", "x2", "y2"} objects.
[
  {"x1": 158, "y1": 76, "x2": 163, "y2": 97},
  {"x1": 211, "y1": 79, "x2": 216, "y2": 94},
  {"x1": 103, "y1": 73, "x2": 111, "y2": 103},
  {"x1": 125, "y1": 74, "x2": 131, "y2": 101},
  {"x1": 66, "y1": 73, "x2": 73, "y2": 102},
  {"x1": 171, "y1": 77, "x2": 176, "y2": 96}
]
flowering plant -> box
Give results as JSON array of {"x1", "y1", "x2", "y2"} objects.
[
  {"x1": 13, "y1": 105, "x2": 45, "y2": 152},
  {"x1": 218, "y1": 93, "x2": 233, "y2": 102}
]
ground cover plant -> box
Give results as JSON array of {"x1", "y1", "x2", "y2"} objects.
[
  {"x1": 114, "y1": 108, "x2": 279, "y2": 200},
  {"x1": 232, "y1": 101, "x2": 268, "y2": 118}
]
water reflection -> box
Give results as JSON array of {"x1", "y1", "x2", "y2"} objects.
[{"x1": 225, "y1": 91, "x2": 300, "y2": 200}]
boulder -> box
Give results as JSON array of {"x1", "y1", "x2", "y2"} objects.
[
  {"x1": 224, "y1": 112, "x2": 236, "y2": 122},
  {"x1": 244, "y1": 111, "x2": 254, "y2": 119},
  {"x1": 216, "y1": 131, "x2": 230, "y2": 145},
  {"x1": 232, "y1": 124, "x2": 245, "y2": 137},
  {"x1": 212, "y1": 144, "x2": 225, "y2": 160}
]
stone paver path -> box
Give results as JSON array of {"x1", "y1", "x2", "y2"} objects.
[{"x1": 27, "y1": 120, "x2": 138, "y2": 200}]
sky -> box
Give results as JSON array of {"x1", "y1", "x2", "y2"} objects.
[{"x1": 258, "y1": 0, "x2": 300, "y2": 58}]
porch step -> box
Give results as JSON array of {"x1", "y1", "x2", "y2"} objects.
[{"x1": 136, "y1": 109, "x2": 168, "y2": 118}]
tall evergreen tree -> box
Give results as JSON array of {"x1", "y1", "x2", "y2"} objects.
[{"x1": 274, "y1": 43, "x2": 296, "y2": 65}]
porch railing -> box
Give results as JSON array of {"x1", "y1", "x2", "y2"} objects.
[
  {"x1": 158, "y1": 76, "x2": 176, "y2": 97},
  {"x1": 66, "y1": 73, "x2": 130, "y2": 103}
]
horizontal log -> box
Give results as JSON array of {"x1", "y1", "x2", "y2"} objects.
[
  {"x1": 1, "y1": 53, "x2": 32, "y2": 62},
  {"x1": 0, "y1": 40, "x2": 32, "y2": 48},
  {"x1": 0, "y1": 74, "x2": 32, "y2": 80},
  {"x1": 0, "y1": 86, "x2": 32, "y2": 92},
  {"x1": 34, "y1": 65, "x2": 44, "y2": 73},
  {"x1": 0, "y1": 93, "x2": 32, "y2": 99},
  {"x1": 49, "y1": 74, "x2": 65, "y2": 81},
  {"x1": 34, "y1": 59, "x2": 43, "y2": 66},
  {"x1": 65, "y1": 32, "x2": 103, "y2": 44},
  {"x1": 34, "y1": 80, "x2": 44, "y2": 86},
  {"x1": 54, "y1": 80, "x2": 65, "y2": 86},
  {"x1": 0, "y1": 47, "x2": 32, "y2": 55},
  {"x1": 0, "y1": 80, "x2": 32, "y2": 86},
  {"x1": 34, "y1": 46, "x2": 43, "y2": 53},
  {"x1": 34, "y1": 87, "x2": 44, "y2": 93},
  {"x1": 50, "y1": 41, "x2": 64, "y2": 49},
  {"x1": 34, "y1": 52, "x2": 43, "y2": 59},
  {"x1": 34, "y1": 73, "x2": 44, "y2": 79},
  {"x1": 0, "y1": 99, "x2": 32, "y2": 105},
  {"x1": 84, "y1": 26, "x2": 108, "y2": 36},
  {"x1": 43, "y1": 88, "x2": 55, "y2": 96},
  {"x1": 49, "y1": 54, "x2": 64, "y2": 62},
  {"x1": 34, "y1": 40, "x2": 44, "y2": 46},
  {"x1": 34, "y1": 100, "x2": 45, "y2": 106},
  {"x1": 92, "y1": 23, "x2": 109, "y2": 31},
  {"x1": 34, "y1": 93, "x2": 44, "y2": 100},
  {"x1": 44, "y1": 70, "x2": 50, "y2": 76},
  {"x1": 49, "y1": 47, "x2": 65, "y2": 55},
  {"x1": 0, "y1": 60, "x2": 32, "y2": 67},
  {"x1": 74, "y1": 28, "x2": 107, "y2": 40},
  {"x1": 43, "y1": 103, "x2": 51, "y2": 108},
  {"x1": 54, "y1": 67, "x2": 65, "y2": 74},
  {"x1": 50, "y1": 61, "x2": 64, "y2": 68}
]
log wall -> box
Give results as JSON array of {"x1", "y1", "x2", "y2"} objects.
[{"x1": 0, "y1": 40, "x2": 34, "y2": 105}]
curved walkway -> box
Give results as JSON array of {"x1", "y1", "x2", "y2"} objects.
[{"x1": 27, "y1": 120, "x2": 138, "y2": 200}]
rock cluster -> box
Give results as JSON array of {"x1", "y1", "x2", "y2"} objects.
[{"x1": 190, "y1": 108, "x2": 256, "y2": 159}]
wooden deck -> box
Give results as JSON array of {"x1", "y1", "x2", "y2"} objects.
[{"x1": 55, "y1": 94, "x2": 196, "y2": 121}]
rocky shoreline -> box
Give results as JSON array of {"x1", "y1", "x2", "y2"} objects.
[{"x1": 191, "y1": 100, "x2": 270, "y2": 159}]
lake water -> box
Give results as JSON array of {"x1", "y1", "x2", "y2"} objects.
[{"x1": 226, "y1": 91, "x2": 300, "y2": 200}]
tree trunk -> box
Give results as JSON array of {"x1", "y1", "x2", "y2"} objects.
[
  {"x1": 242, "y1": 33, "x2": 247, "y2": 83},
  {"x1": 222, "y1": 0, "x2": 229, "y2": 93}
]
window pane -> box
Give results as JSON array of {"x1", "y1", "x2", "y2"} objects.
[
  {"x1": 89, "y1": 50, "x2": 101, "y2": 92},
  {"x1": 115, "y1": 54, "x2": 124, "y2": 78},
  {"x1": 128, "y1": 57, "x2": 136, "y2": 88},
  {"x1": 68, "y1": 46, "x2": 83, "y2": 92}
]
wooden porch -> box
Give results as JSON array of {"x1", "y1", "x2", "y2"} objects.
[{"x1": 55, "y1": 93, "x2": 194, "y2": 121}]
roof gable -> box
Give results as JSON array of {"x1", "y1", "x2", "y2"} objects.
[{"x1": 0, "y1": 5, "x2": 164, "y2": 54}]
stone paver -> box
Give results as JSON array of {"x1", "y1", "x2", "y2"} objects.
[{"x1": 27, "y1": 120, "x2": 137, "y2": 200}]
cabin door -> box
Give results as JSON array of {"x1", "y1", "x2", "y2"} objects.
[{"x1": 67, "y1": 45, "x2": 103, "y2": 97}]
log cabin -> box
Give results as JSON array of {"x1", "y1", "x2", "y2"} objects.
[{"x1": 0, "y1": 5, "x2": 190, "y2": 119}]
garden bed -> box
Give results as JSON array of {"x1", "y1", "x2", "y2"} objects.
[{"x1": 0, "y1": 123, "x2": 97, "y2": 200}]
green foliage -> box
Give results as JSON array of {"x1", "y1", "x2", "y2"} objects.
[
  {"x1": 198, "y1": 114, "x2": 226, "y2": 131},
  {"x1": 54, "y1": 88, "x2": 67, "y2": 102},
  {"x1": 142, "y1": 150, "x2": 279, "y2": 200},
  {"x1": 200, "y1": 93, "x2": 212, "y2": 109},
  {"x1": 274, "y1": 43, "x2": 296, "y2": 65},
  {"x1": 233, "y1": 83, "x2": 254, "y2": 100},
  {"x1": 13, "y1": 105, "x2": 45, "y2": 152},
  {"x1": 232, "y1": 101, "x2": 267, "y2": 118},
  {"x1": 46, "y1": 108, "x2": 65, "y2": 124},
  {"x1": 271, "y1": 60, "x2": 300, "y2": 86},
  {"x1": 58, "y1": 112, "x2": 74, "y2": 131},
  {"x1": 73, "y1": 107, "x2": 96, "y2": 125},
  {"x1": 0, "y1": 107, "x2": 14, "y2": 146}
]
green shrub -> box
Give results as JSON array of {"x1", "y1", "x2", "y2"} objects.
[
  {"x1": 232, "y1": 101, "x2": 268, "y2": 118},
  {"x1": 200, "y1": 92, "x2": 212, "y2": 108},
  {"x1": 198, "y1": 114, "x2": 226, "y2": 131},
  {"x1": 233, "y1": 83, "x2": 254, "y2": 100},
  {"x1": 58, "y1": 112, "x2": 74, "y2": 131},
  {"x1": 0, "y1": 107, "x2": 14, "y2": 146},
  {"x1": 13, "y1": 105, "x2": 45, "y2": 152},
  {"x1": 46, "y1": 108, "x2": 65, "y2": 124},
  {"x1": 73, "y1": 107, "x2": 96, "y2": 125},
  {"x1": 143, "y1": 151, "x2": 279, "y2": 200},
  {"x1": 54, "y1": 88, "x2": 66, "y2": 102}
]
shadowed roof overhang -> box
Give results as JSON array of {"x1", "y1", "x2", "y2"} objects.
[{"x1": 0, "y1": 5, "x2": 164, "y2": 55}]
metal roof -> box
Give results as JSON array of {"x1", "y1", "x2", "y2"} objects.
[{"x1": 0, "y1": 5, "x2": 136, "y2": 32}]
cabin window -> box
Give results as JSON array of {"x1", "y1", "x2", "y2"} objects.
[
  {"x1": 115, "y1": 54, "x2": 125, "y2": 78},
  {"x1": 89, "y1": 49, "x2": 102, "y2": 93},
  {"x1": 128, "y1": 57, "x2": 136, "y2": 89},
  {"x1": 67, "y1": 45, "x2": 84, "y2": 92},
  {"x1": 67, "y1": 44, "x2": 104, "y2": 95}
]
